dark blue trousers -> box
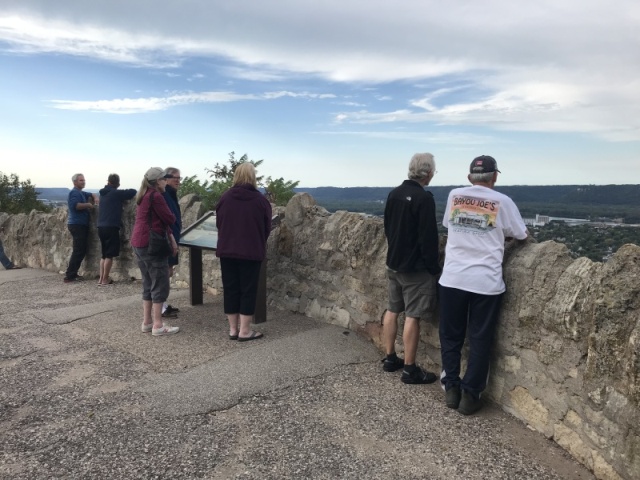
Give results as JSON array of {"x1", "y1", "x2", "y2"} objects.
[
  {"x1": 65, "y1": 224, "x2": 89, "y2": 279},
  {"x1": 439, "y1": 285, "x2": 503, "y2": 399},
  {"x1": 0, "y1": 239, "x2": 14, "y2": 269}
]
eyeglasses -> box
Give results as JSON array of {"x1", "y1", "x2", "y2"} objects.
[{"x1": 167, "y1": 176, "x2": 182, "y2": 180}]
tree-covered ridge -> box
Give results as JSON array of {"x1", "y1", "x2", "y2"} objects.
[
  {"x1": 532, "y1": 223, "x2": 640, "y2": 262},
  {"x1": 296, "y1": 185, "x2": 640, "y2": 223}
]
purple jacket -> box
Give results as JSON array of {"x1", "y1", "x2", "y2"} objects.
[{"x1": 215, "y1": 184, "x2": 272, "y2": 261}]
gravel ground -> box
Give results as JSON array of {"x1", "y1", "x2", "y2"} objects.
[{"x1": 0, "y1": 268, "x2": 595, "y2": 479}]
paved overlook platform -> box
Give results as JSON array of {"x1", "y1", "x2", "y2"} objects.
[{"x1": 0, "y1": 268, "x2": 594, "y2": 480}]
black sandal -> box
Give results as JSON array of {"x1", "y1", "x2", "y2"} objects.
[{"x1": 237, "y1": 331, "x2": 264, "y2": 342}]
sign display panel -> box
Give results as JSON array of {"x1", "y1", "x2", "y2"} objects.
[{"x1": 179, "y1": 211, "x2": 218, "y2": 250}]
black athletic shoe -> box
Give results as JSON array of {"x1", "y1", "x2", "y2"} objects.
[
  {"x1": 63, "y1": 275, "x2": 84, "y2": 283},
  {"x1": 381, "y1": 356, "x2": 404, "y2": 372},
  {"x1": 165, "y1": 305, "x2": 180, "y2": 314},
  {"x1": 458, "y1": 391, "x2": 483, "y2": 415},
  {"x1": 445, "y1": 385, "x2": 462, "y2": 409},
  {"x1": 401, "y1": 366, "x2": 437, "y2": 384}
]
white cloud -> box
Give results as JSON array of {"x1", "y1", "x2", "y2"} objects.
[
  {"x1": 49, "y1": 90, "x2": 336, "y2": 114},
  {"x1": 1, "y1": 1, "x2": 639, "y2": 139},
  {"x1": 313, "y1": 130, "x2": 496, "y2": 145},
  {"x1": 335, "y1": 76, "x2": 640, "y2": 141}
]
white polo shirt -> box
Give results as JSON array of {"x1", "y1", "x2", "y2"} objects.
[{"x1": 439, "y1": 185, "x2": 527, "y2": 295}]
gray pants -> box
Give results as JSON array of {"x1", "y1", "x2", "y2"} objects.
[{"x1": 133, "y1": 247, "x2": 170, "y2": 303}]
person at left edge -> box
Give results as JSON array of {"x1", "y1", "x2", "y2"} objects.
[
  {"x1": 0, "y1": 225, "x2": 21, "y2": 270},
  {"x1": 64, "y1": 173, "x2": 98, "y2": 283},
  {"x1": 97, "y1": 173, "x2": 136, "y2": 286}
]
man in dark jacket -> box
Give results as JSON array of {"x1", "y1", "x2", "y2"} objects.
[
  {"x1": 97, "y1": 174, "x2": 136, "y2": 285},
  {"x1": 381, "y1": 153, "x2": 441, "y2": 384},
  {"x1": 161, "y1": 167, "x2": 183, "y2": 317}
]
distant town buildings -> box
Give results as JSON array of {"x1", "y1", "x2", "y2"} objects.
[{"x1": 524, "y1": 214, "x2": 590, "y2": 227}]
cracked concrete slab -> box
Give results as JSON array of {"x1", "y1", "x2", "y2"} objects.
[
  {"x1": 142, "y1": 325, "x2": 379, "y2": 414},
  {"x1": 0, "y1": 267, "x2": 595, "y2": 480}
]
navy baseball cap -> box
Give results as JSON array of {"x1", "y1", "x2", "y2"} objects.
[{"x1": 470, "y1": 155, "x2": 501, "y2": 174}]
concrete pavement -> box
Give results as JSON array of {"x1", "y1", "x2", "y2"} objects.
[{"x1": 0, "y1": 268, "x2": 594, "y2": 479}]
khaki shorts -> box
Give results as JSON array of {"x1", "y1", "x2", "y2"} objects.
[{"x1": 387, "y1": 269, "x2": 437, "y2": 318}]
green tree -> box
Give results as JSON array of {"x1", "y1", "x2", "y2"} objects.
[
  {"x1": 264, "y1": 177, "x2": 300, "y2": 206},
  {"x1": 0, "y1": 172, "x2": 50, "y2": 214},
  {"x1": 179, "y1": 151, "x2": 298, "y2": 210}
]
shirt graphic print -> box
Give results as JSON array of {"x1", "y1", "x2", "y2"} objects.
[{"x1": 448, "y1": 195, "x2": 500, "y2": 235}]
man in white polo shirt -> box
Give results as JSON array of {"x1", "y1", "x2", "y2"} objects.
[{"x1": 439, "y1": 155, "x2": 528, "y2": 414}]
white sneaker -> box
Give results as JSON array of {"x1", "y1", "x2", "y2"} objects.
[
  {"x1": 152, "y1": 325, "x2": 180, "y2": 336},
  {"x1": 141, "y1": 323, "x2": 153, "y2": 333}
]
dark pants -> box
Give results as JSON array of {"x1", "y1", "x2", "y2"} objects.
[
  {"x1": 65, "y1": 224, "x2": 89, "y2": 279},
  {"x1": 220, "y1": 257, "x2": 262, "y2": 315},
  {"x1": 439, "y1": 285, "x2": 503, "y2": 399},
  {"x1": 0, "y1": 239, "x2": 14, "y2": 269}
]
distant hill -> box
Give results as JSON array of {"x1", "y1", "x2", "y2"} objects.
[
  {"x1": 296, "y1": 184, "x2": 640, "y2": 205},
  {"x1": 37, "y1": 185, "x2": 640, "y2": 223},
  {"x1": 37, "y1": 188, "x2": 70, "y2": 202},
  {"x1": 37, "y1": 188, "x2": 99, "y2": 203},
  {"x1": 295, "y1": 185, "x2": 640, "y2": 223}
]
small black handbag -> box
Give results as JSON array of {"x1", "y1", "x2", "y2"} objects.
[{"x1": 146, "y1": 192, "x2": 172, "y2": 257}]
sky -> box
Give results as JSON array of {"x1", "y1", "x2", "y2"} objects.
[{"x1": 1, "y1": 1, "x2": 639, "y2": 190}]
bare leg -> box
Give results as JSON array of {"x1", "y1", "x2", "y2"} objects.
[
  {"x1": 227, "y1": 313, "x2": 239, "y2": 337},
  {"x1": 143, "y1": 300, "x2": 152, "y2": 327},
  {"x1": 100, "y1": 258, "x2": 113, "y2": 284},
  {"x1": 239, "y1": 314, "x2": 259, "y2": 337},
  {"x1": 382, "y1": 310, "x2": 399, "y2": 356},
  {"x1": 152, "y1": 302, "x2": 164, "y2": 329},
  {"x1": 403, "y1": 316, "x2": 420, "y2": 365}
]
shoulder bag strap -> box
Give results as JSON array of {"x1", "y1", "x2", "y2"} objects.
[{"x1": 147, "y1": 191, "x2": 155, "y2": 232}]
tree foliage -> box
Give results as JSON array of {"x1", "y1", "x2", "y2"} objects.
[
  {"x1": 264, "y1": 177, "x2": 300, "y2": 206},
  {"x1": 179, "y1": 151, "x2": 299, "y2": 210},
  {"x1": 0, "y1": 172, "x2": 50, "y2": 214}
]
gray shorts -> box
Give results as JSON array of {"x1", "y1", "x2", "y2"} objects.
[
  {"x1": 133, "y1": 246, "x2": 170, "y2": 303},
  {"x1": 387, "y1": 269, "x2": 437, "y2": 318}
]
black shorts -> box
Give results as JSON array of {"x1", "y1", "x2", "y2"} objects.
[{"x1": 98, "y1": 227, "x2": 121, "y2": 258}]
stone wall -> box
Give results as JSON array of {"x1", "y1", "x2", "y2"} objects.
[{"x1": 2, "y1": 193, "x2": 638, "y2": 479}]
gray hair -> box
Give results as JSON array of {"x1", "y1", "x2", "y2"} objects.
[
  {"x1": 164, "y1": 167, "x2": 180, "y2": 176},
  {"x1": 71, "y1": 173, "x2": 84, "y2": 183},
  {"x1": 469, "y1": 172, "x2": 495, "y2": 184},
  {"x1": 408, "y1": 153, "x2": 435, "y2": 181}
]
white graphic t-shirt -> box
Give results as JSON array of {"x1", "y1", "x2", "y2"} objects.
[{"x1": 439, "y1": 185, "x2": 527, "y2": 295}]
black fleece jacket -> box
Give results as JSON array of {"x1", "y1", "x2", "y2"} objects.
[{"x1": 384, "y1": 180, "x2": 441, "y2": 275}]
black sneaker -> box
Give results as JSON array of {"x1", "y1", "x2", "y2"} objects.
[
  {"x1": 161, "y1": 310, "x2": 178, "y2": 318},
  {"x1": 458, "y1": 391, "x2": 483, "y2": 415},
  {"x1": 63, "y1": 275, "x2": 84, "y2": 283},
  {"x1": 165, "y1": 305, "x2": 180, "y2": 314},
  {"x1": 401, "y1": 366, "x2": 437, "y2": 384},
  {"x1": 445, "y1": 385, "x2": 461, "y2": 409},
  {"x1": 381, "y1": 355, "x2": 404, "y2": 372}
]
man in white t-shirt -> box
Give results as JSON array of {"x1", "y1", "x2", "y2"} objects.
[{"x1": 439, "y1": 155, "x2": 528, "y2": 415}]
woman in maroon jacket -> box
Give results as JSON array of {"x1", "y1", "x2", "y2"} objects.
[
  {"x1": 131, "y1": 167, "x2": 179, "y2": 336},
  {"x1": 216, "y1": 163, "x2": 272, "y2": 342}
]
